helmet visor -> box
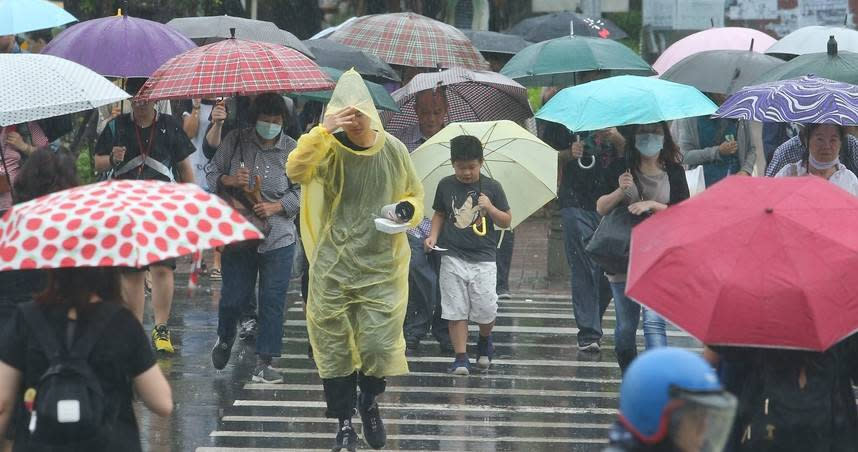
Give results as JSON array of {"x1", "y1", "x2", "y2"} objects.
[{"x1": 668, "y1": 391, "x2": 738, "y2": 452}]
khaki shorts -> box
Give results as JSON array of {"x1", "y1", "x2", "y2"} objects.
[{"x1": 439, "y1": 254, "x2": 498, "y2": 324}]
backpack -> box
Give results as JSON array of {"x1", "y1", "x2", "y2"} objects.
[{"x1": 18, "y1": 302, "x2": 122, "y2": 446}]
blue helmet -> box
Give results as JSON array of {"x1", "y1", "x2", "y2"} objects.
[{"x1": 618, "y1": 347, "x2": 735, "y2": 448}]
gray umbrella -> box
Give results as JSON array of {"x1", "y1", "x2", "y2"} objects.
[
  {"x1": 302, "y1": 39, "x2": 400, "y2": 82},
  {"x1": 659, "y1": 49, "x2": 784, "y2": 95},
  {"x1": 461, "y1": 30, "x2": 532, "y2": 55},
  {"x1": 166, "y1": 15, "x2": 314, "y2": 58}
]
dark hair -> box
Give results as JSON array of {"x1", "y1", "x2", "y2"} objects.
[
  {"x1": 450, "y1": 135, "x2": 483, "y2": 162},
  {"x1": 125, "y1": 77, "x2": 147, "y2": 97},
  {"x1": 36, "y1": 267, "x2": 123, "y2": 311},
  {"x1": 27, "y1": 29, "x2": 53, "y2": 43},
  {"x1": 800, "y1": 123, "x2": 846, "y2": 148},
  {"x1": 252, "y1": 93, "x2": 288, "y2": 124},
  {"x1": 13, "y1": 146, "x2": 79, "y2": 204},
  {"x1": 617, "y1": 122, "x2": 682, "y2": 171}
]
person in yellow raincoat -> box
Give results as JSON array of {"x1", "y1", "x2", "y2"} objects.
[{"x1": 286, "y1": 69, "x2": 423, "y2": 451}]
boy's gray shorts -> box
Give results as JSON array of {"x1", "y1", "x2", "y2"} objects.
[{"x1": 439, "y1": 254, "x2": 498, "y2": 324}]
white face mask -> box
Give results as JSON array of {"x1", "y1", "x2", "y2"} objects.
[
  {"x1": 636, "y1": 133, "x2": 663, "y2": 157},
  {"x1": 809, "y1": 154, "x2": 839, "y2": 170}
]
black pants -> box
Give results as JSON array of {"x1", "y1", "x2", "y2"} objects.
[
  {"x1": 494, "y1": 230, "x2": 514, "y2": 293},
  {"x1": 403, "y1": 235, "x2": 449, "y2": 343},
  {"x1": 322, "y1": 372, "x2": 386, "y2": 419}
]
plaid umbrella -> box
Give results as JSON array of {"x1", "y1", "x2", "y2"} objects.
[
  {"x1": 328, "y1": 12, "x2": 489, "y2": 70},
  {"x1": 135, "y1": 37, "x2": 333, "y2": 102},
  {"x1": 383, "y1": 68, "x2": 532, "y2": 136},
  {"x1": 715, "y1": 75, "x2": 858, "y2": 125}
]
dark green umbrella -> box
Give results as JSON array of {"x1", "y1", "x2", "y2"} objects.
[
  {"x1": 291, "y1": 67, "x2": 399, "y2": 112},
  {"x1": 499, "y1": 36, "x2": 654, "y2": 87},
  {"x1": 755, "y1": 36, "x2": 858, "y2": 84},
  {"x1": 659, "y1": 49, "x2": 784, "y2": 95}
]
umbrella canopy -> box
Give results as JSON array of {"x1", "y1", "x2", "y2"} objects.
[
  {"x1": 535, "y1": 75, "x2": 717, "y2": 133},
  {"x1": 0, "y1": 53, "x2": 129, "y2": 127},
  {"x1": 328, "y1": 12, "x2": 489, "y2": 70},
  {"x1": 166, "y1": 15, "x2": 313, "y2": 58},
  {"x1": 135, "y1": 37, "x2": 334, "y2": 103},
  {"x1": 0, "y1": 180, "x2": 262, "y2": 270},
  {"x1": 767, "y1": 26, "x2": 858, "y2": 58},
  {"x1": 627, "y1": 176, "x2": 858, "y2": 351},
  {"x1": 652, "y1": 27, "x2": 777, "y2": 75},
  {"x1": 500, "y1": 36, "x2": 654, "y2": 87},
  {"x1": 411, "y1": 120, "x2": 557, "y2": 230},
  {"x1": 715, "y1": 75, "x2": 858, "y2": 125},
  {"x1": 461, "y1": 30, "x2": 532, "y2": 56},
  {"x1": 42, "y1": 13, "x2": 196, "y2": 78},
  {"x1": 302, "y1": 39, "x2": 400, "y2": 82},
  {"x1": 0, "y1": 0, "x2": 76, "y2": 35},
  {"x1": 292, "y1": 67, "x2": 399, "y2": 112},
  {"x1": 505, "y1": 11, "x2": 628, "y2": 42},
  {"x1": 659, "y1": 49, "x2": 784, "y2": 95},
  {"x1": 754, "y1": 38, "x2": 858, "y2": 85},
  {"x1": 383, "y1": 68, "x2": 532, "y2": 136}
]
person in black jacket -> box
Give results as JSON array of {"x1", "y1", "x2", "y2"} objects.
[{"x1": 596, "y1": 121, "x2": 689, "y2": 373}]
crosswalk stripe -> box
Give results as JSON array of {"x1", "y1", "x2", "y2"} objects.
[
  {"x1": 209, "y1": 431, "x2": 609, "y2": 444},
  {"x1": 275, "y1": 354, "x2": 620, "y2": 368},
  {"x1": 244, "y1": 383, "x2": 619, "y2": 399},
  {"x1": 220, "y1": 416, "x2": 613, "y2": 429},
  {"x1": 233, "y1": 400, "x2": 619, "y2": 416},
  {"x1": 273, "y1": 368, "x2": 622, "y2": 385}
]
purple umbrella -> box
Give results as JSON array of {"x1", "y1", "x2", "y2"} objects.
[
  {"x1": 715, "y1": 75, "x2": 858, "y2": 125},
  {"x1": 43, "y1": 13, "x2": 196, "y2": 78}
]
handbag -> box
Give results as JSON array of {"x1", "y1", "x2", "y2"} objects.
[{"x1": 585, "y1": 174, "x2": 647, "y2": 275}]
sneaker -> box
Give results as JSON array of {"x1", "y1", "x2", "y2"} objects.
[
  {"x1": 497, "y1": 290, "x2": 512, "y2": 300},
  {"x1": 211, "y1": 336, "x2": 234, "y2": 370},
  {"x1": 358, "y1": 393, "x2": 386, "y2": 449},
  {"x1": 578, "y1": 342, "x2": 601, "y2": 353},
  {"x1": 448, "y1": 356, "x2": 471, "y2": 375},
  {"x1": 332, "y1": 420, "x2": 358, "y2": 452},
  {"x1": 238, "y1": 318, "x2": 258, "y2": 341},
  {"x1": 251, "y1": 364, "x2": 285, "y2": 384},
  {"x1": 477, "y1": 335, "x2": 494, "y2": 370},
  {"x1": 152, "y1": 324, "x2": 175, "y2": 353},
  {"x1": 209, "y1": 268, "x2": 222, "y2": 281}
]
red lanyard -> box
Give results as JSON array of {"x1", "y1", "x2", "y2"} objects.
[{"x1": 133, "y1": 119, "x2": 157, "y2": 179}]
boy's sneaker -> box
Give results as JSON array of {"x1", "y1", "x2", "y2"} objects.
[
  {"x1": 332, "y1": 419, "x2": 358, "y2": 452},
  {"x1": 448, "y1": 356, "x2": 471, "y2": 375},
  {"x1": 251, "y1": 364, "x2": 284, "y2": 384},
  {"x1": 209, "y1": 268, "x2": 222, "y2": 281},
  {"x1": 152, "y1": 324, "x2": 175, "y2": 353},
  {"x1": 238, "y1": 318, "x2": 258, "y2": 341},
  {"x1": 211, "y1": 336, "x2": 234, "y2": 370},
  {"x1": 578, "y1": 341, "x2": 601, "y2": 353},
  {"x1": 497, "y1": 290, "x2": 512, "y2": 300},
  {"x1": 477, "y1": 335, "x2": 494, "y2": 370},
  {"x1": 358, "y1": 392, "x2": 386, "y2": 449}
]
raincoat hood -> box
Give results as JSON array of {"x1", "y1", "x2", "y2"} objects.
[{"x1": 325, "y1": 68, "x2": 384, "y2": 134}]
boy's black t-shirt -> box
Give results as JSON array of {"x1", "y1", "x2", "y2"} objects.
[{"x1": 433, "y1": 174, "x2": 509, "y2": 262}]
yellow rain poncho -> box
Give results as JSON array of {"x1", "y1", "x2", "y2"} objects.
[{"x1": 286, "y1": 69, "x2": 424, "y2": 379}]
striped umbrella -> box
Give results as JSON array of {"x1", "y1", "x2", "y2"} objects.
[
  {"x1": 135, "y1": 37, "x2": 334, "y2": 102},
  {"x1": 383, "y1": 68, "x2": 532, "y2": 136},
  {"x1": 328, "y1": 13, "x2": 489, "y2": 70}
]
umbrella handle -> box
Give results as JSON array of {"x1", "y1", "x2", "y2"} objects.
[
  {"x1": 472, "y1": 216, "x2": 487, "y2": 236},
  {"x1": 578, "y1": 155, "x2": 595, "y2": 169}
]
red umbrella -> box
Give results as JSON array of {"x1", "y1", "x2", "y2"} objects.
[
  {"x1": 135, "y1": 36, "x2": 333, "y2": 102},
  {"x1": 328, "y1": 12, "x2": 489, "y2": 70},
  {"x1": 0, "y1": 180, "x2": 262, "y2": 270},
  {"x1": 627, "y1": 176, "x2": 858, "y2": 352}
]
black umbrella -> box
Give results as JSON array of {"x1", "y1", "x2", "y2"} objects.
[
  {"x1": 506, "y1": 11, "x2": 628, "y2": 42},
  {"x1": 461, "y1": 30, "x2": 532, "y2": 55},
  {"x1": 302, "y1": 39, "x2": 400, "y2": 83},
  {"x1": 166, "y1": 15, "x2": 313, "y2": 58}
]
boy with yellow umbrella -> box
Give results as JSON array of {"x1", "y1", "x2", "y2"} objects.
[{"x1": 286, "y1": 69, "x2": 423, "y2": 451}]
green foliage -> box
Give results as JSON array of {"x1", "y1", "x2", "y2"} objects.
[
  {"x1": 75, "y1": 148, "x2": 95, "y2": 185},
  {"x1": 528, "y1": 87, "x2": 543, "y2": 111},
  {"x1": 605, "y1": 10, "x2": 642, "y2": 54}
]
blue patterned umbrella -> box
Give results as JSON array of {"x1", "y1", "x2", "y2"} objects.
[{"x1": 715, "y1": 75, "x2": 858, "y2": 125}]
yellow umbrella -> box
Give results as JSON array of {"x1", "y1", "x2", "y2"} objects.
[{"x1": 411, "y1": 120, "x2": 557, "y2": 230}]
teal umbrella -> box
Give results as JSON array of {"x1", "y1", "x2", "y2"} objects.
[
  {"x1": 535, "y1": 75, "x2": 717, "y2": 132},
  {"x1": 291, "y1": 67, "x2": 399, "y2": 112},
  {"x1": 500, "y1": 36, "x2": 654, "y2": 87},
  {"x1": 754, "y1": 36, "x2": 858, "y2": 85},
  {"x1": 0, "y1": 0, "x2": 76, "y2": 35}
]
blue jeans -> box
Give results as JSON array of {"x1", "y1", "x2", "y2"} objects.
[
  {"x1": 560, "y1": 207, "x2": 612, "y2": 346},
  {"x1": 217, "y1": 242, "x2": 295, "y2": 359},
  {"x1": 610, "y1": 281, "x2": 667, "y2": 372}
]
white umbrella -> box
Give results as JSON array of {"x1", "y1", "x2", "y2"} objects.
[
  {"x1": 766, "y1": 26, "x2": 858, "y2": 58},
  {"x1": 411, "y1": 120, "x2": 557, "y2": 230},
  {"x1": 0, "y1": 53, "x2": 129, "y2": 127}
]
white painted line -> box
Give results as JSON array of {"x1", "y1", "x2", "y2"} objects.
[
  {"x1": 244, "y1": 383, "x2": 619, "y2": 399},
  {"x1": 272, "y1": 368, "x2": 622, "y2": 385},
  {"x1": 209, "y1": 431, "x2": 608, "y2": 444},
  {"x1": 220, "y1": 415, "x2": 613, "y2": 430},
  {"x1": 199, "y1": 448, "x2": 458, "y2": 452},
  {"x1": 233, "y1": 400, "x2": 618, "y2": 416},
  {"x1": 275, "y1": 354, "x2": 619, "y2": 368}
]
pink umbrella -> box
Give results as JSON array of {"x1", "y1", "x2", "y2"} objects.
[{"x1": 652, "y1": 27, "x2": 776, "y2": 75}]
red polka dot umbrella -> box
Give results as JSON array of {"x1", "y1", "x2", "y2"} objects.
[{"x1": 0, "y1": 180, "x2": 263, "y2": 270}]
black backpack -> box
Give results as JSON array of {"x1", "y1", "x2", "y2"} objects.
[{"x1": 18, "y1": 302, "x2": 122, "y2": 445}]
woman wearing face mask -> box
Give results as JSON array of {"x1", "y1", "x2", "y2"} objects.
[
  {"x1": 596, "y1": 122, "x2": 690, "y2": 374},
  {"x1": 206, "y1": 93, "x2": 301, "y2": 384},
  {"x1": 774, "y1": 124, "x2": 858, "y2": 195}
]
